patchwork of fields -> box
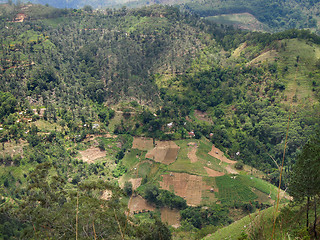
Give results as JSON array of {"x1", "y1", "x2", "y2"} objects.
[{"x1": 121, "y1": 137, "x2": 287, "y2": 227}]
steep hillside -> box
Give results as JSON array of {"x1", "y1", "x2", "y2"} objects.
[
  {"x1": 0, "y1": 3, "x2": 320, "y2": 240},
  {"x1": 2, "y1": 0, "x2": 320, "y2": 33}
]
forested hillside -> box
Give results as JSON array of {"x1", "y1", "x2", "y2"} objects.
[
  {"x1": 4, "y1": 0, "x2": 320, "y2": 33},
  {"x1": 0, "y1": 3, "x2": 320, "y2": 239}
]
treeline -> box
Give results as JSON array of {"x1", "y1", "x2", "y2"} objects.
[{"x1": 182, "y1": 0, "x2": 317, "y2": 31}]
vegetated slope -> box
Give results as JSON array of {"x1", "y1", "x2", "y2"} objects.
[
  {"x1": 0, "y1": 0, "x2": 124, "y2": 8},
  {"x1": 0, "y1": 3, "x2": 320, "y2": 239},
  {"x1": 204, "y1": 201, "x2": 320, "y2": 240},
  {"x1": 3, "y1": 0, "x2": 320, "y2": 33},
  {"x1": 181, "y1": 0, "x2": 319, "y2": 33},
  {"x1": 0, "y1": 4, "x2": 225, "y2": 106}
]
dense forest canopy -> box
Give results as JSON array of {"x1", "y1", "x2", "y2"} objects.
[{"x1": 3, "y1": 0, "x2": 320, "y2": 33}]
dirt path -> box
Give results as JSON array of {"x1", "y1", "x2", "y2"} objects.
[{"x1": 187, "y1": 142, "x2": 198, "y2": 163}]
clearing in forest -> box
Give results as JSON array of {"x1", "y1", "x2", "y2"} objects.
[
  {"x1": 194, "y1": 110, "x2": 213, "y2": 123},
  {"x1": 247, "y1": 50, "x2": 278, "y2": 65},
  {"x1": 145, "y1": 141, "x2": 180, "y2": 165},
  {"x1": 208, "y1": 145, "x2": 236, "y2": 164},
  {"x1": 132, "y1": 137, "x2": 154, "y2": 150},
  {"x1": 101, "y1": 189, "x2": 112, "y2": 200},
  {"x1": 160, "y1": 173, "x2": 204, "y2": 206},
  {"x1": 161, "y1": 207, "x2": 181, "y2": 228},
  {"x1": 128, "y1": 195, "x2": 155, "y2": 214},
  {"x1": 129, "y1": 178, "x2": 142, "y2": 190},
  {"x1": 79, "y1": 147, "x2": 106, "y2": 163},
  {"x1": 208, "y1": 145, "x2": 238, "y2": 174}
]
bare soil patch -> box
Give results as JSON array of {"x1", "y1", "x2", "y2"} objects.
[
  {"x1": 145, "y1": 141, "x2": 180, "y2": 165},
  {"x1": 1, "y1": 140, "x2": 26, "y2": 158},
  {"x1": 132, "y1": 137, "x2": 154, "y2": 150},
  {"x1": 79, "y1": 147, "x2": 106, "y2": 163},
  {"x1": 129, "y1": 195, "x2": 155, "y2": 214},
  {"x1": 160, "y1": 173, "x2": 204, "y2": 206},
  {"x1": 208, "y1": 145, "x2": 236, "y2": 164},
  {"x1": 187, "y1": 142, "x2": 198, "y2": 163},
  {"x1": 101, "y1": 189, "x2": 112, "y2": 200},
  {"x1": 129, "y1": 178, "x2": 142, "y2": 190},
  {"x1": 225, "y1": 165, "x2": 239, "y2": 174},
  {"x1": 204, "y1": 166, "x2": 225, "y2": 177},
  {"x1": 161, "y1": 208, "x2": 181, "y2": 228},
  {"x1": 194, "y1": 110, "x2": 213, "y2": 123}
]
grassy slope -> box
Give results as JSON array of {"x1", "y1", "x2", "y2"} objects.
[
  {"x1": 278, "y1": 39, "x2": 320, "y2": 104},
  {"x1": 203, "y1": 204, "x2": 285, "y2": 240},
  {"x1": 206, "y1": 13, "x2": 270, "y2": 32}
]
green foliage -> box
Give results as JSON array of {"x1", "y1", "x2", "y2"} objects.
[
  {"x1": 124, "y1": 181, "x2": 133, "y2": 196},
  {"x1": 143, "y1": 184, "x2": 187, "y2": 209},
  {"x1": 215, "y1": 175, "x2": 257, "y2": 204},
  {"x1": 112, "y1": 163, "x2": 127, "y2": 178},
  {"x1": 289, "y1": 130, "x2": 320, "y2": 201},
  {"x1": 180, "y1": 205, "x2": 232, "y2": 229},
  {"x1": 0, "y1": 92, "x2": 17, "y2": 121},
  {"x1": 183, "y1": 0, "x2": 317, "y2": 32}
]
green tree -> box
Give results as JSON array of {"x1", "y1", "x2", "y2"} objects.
[
  {"x1": 289, "y1": 131, "x2": 320, "y2": 237},
  {"x1": 124, "y1": 181, "x2": 133, "y2": 196}
]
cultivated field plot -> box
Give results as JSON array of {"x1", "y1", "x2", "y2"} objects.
[
  {"x1": 129, "y1": 178, "x2": 142, "y2": 190},
  {"x1": 79, "y1": 147, "x2": 106, "y2": 163},
  {"x1": 215, "y1": 175, "x2": 257, "y2": 204},
  {"x1": 208, "y1": 145, "x2": 236, "y2": 164},
  {"x1": 128, "y1": 195, "x2": 155, "y2": 214},
  {"x1": 160, "y1": 173, "x2": 207, "y2": 206},
  {"x1": 201, "y1": 176, "x2": 219, "y2": 205},
  {"x1": 161, "y1": 208, "x2": 181, "y2": 228},
  {"x1": 204, "y1": 166, "x2": 225, "y2": 177},
  {"x1": 168, "y1": 139, "x2": 210, "y2": 175},
  {"x1": 132, "y1": 137, "x2": 154, "y2": 150},
  {"x1": 145, "y1": 141, "x2": 180, "y2": 165}
]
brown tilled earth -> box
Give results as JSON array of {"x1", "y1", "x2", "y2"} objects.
[
  {"x1": 128, "y1": 195, "x2": 155, "y2": 213},
  {"x1": 208, "y1": 145, "x2": 236, "y2": 164},
  {"x1": 204, "y1": 166, "x2": 225, "y2": 177},
  {"x1": 132, "y1": 137, "x2": 154, "y2": 150},
  {"x1": 129, "y1": 178, "x2": 142, "y2": 190},
  {"x1": 161, "y1": 208, "x2": 181, "y2": 228},
  {"x1": 145, "y1": 141, "x2": 180, "y2": 165},
  {"x1": 160, "y1": 173, "x2": 204, "y2": 206},
  {"x1": 79, "y1": 147, "x2": 106, "y2": 163}
]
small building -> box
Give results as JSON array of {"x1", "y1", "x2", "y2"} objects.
[{"x1": 188, "y1": 131, "x2": 195, "y2": 138}]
